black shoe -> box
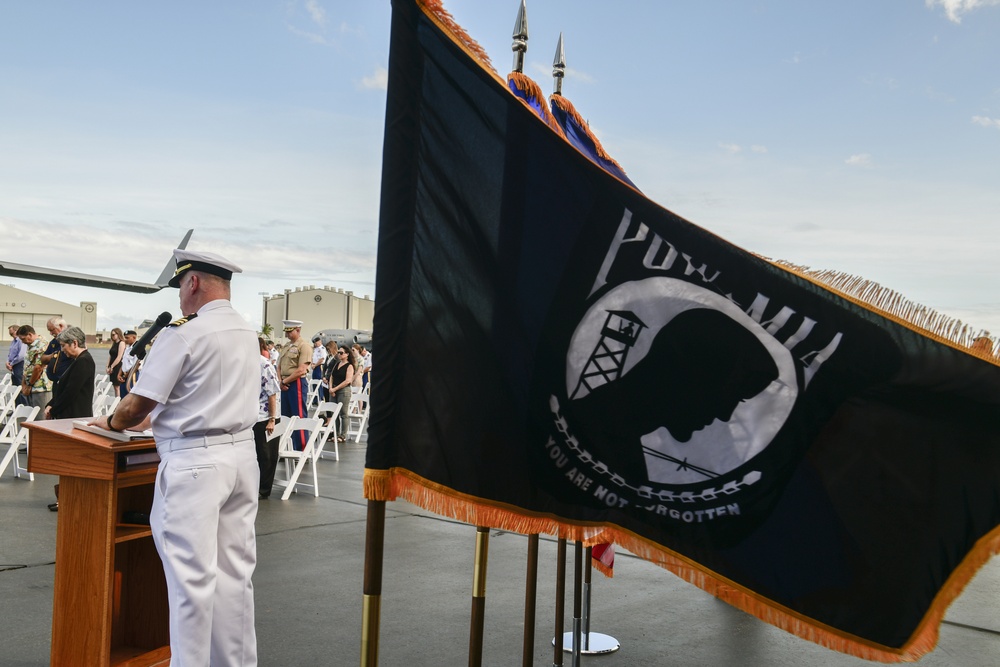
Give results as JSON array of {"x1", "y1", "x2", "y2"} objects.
[
  {"x1": 48, "y1": 502, "x2": 59, "y2": 512},
  {"x1": 259, "y1": 493, "x2": 270, "y2": 500}
]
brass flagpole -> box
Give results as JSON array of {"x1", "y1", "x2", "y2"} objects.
[{"x1": 468, "y1": 526, "x2": 491, "y2": 666}]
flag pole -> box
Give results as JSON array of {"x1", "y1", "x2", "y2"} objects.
[
  {"x1": 552, "y1": 537, "x2": 566, "y2": 667},
  {"x1": 360, "y1": 499, "x2": 385, "y2": 667},
  {"x1": 576, "y1": 547, "x2": 620, "y2": 654},
  {"x1": 549, "y1": 33, "x2": 620, "y2": 660},
  {"x1": 468, "y1": 526, "x2": 490, "y2": 667},
  {"x1": 570, "y1": 541, "x2": 583, "y2": 667},
  {"x1": 511, "y1": 0, "x2": 527, "y2": 74},
  {"x1": 522, "y1": 533, "x2": 539, "y2": 666}
]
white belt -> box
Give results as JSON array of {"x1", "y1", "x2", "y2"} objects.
[{"x1": 159, "y1": 429, "x2": 254, "y2": 452}]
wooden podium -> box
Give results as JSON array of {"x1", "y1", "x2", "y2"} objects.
[{"x1": 26, "y1": 419, "x2": 171, "y2": 667}]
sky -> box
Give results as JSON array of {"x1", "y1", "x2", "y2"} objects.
[{"x1": 1, "y1": 0, "x2": 998, "y2": 335}]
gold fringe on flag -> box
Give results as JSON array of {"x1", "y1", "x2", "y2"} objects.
[
  {"x1": 590, "y1": 558, "x2": 614, "y2": 579},
  {"x1": 417, "y1": 0, "x2": 496, "y2": 76},
  {"x1": 507, "y1": 71, "x2": 566, "y2": 138},
  {"x1": 549, "y1": 94, "x2": 628, "y2": 174},
  {"x1": 770, "y1": 258, "x2": 998, "y2": 363},
  {"x1": 364, "y1": 466, "x2": 1000, "y2": 661}
]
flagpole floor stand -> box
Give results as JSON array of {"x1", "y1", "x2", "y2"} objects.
[{"x1": 554, "y1": 631, "x2": 620, "y2": 655}]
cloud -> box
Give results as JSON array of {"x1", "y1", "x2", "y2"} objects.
[
  {"x1": 845, "y1": 153, "x2": 874, "y2": 168},
  {"x1": 305, "y1": 0, "x2": 326, "y2": 28},
  {"x1": 717, "y1": 143, "x2": 767, "y2": 155},
  {"x1": 926, "y1": 0, "x2": 1000, "y2": 23},
  {"x1": 924, "y1": 86, "x2": 956, "y2": 103},
  {"x1": 286, "y1": 24, "x2": 328, "y2": 45},
  {"x1": 287, "y1": 1, "x2": 336, "y2": 45},
  {"x1": 972, "y1": 115, "x2": 1000, "y2": 129},
  {"x1": 861, "y1": 73, "x2": 899, "y2": 90},
  {"x1": 360, "y1": 66, "x2": 388, "y2": 91},
  {"x1": 528, "y1": 62, "x2": 596, "y2": 86}
]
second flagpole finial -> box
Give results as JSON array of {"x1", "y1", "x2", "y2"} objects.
[{"x1": 511, "y1": 0, "x2": 528, "y2": 73}]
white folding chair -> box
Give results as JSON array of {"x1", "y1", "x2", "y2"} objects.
[
  {"x1": 313, "y1": 401, "x2": 343, "y2": 461},
  {"x1": 94, "y1": 377, "x2": 111, "y2": 399},
  {"x1": 93, "y1": 394, "x2": 121, "y2": 417},
  {"x1": 0, "y1": 385, "x2": 21, "y2": 429},
  {"x1": 0, "y1": 404, "x2": 41, "y2": 480},
  {"x1": 346, "y1": 385, "x2": 370, "y2": 443},
  {"x1": 0, "y1": 373, "x2": 10, "y2": 388},
  {"x1": 272, "y1": 417, "x2": 325, "y2": 500},
  {"x1": 306, "y1": 378, "x2": 323, "y2": 410},
  {"x1": 267, "y1": 415, "x2": 289, "y2": 445}
]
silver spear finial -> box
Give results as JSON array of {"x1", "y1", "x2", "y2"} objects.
[
  {"x1": 552, "y1": 32, "x2": 566, "y2": 96},
  {"x1": 511, "y1": 0, "x2": 528, "y2": 73}
]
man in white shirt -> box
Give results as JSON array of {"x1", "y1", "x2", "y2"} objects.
[
  {"x1": 358, "y1": 344, "x2": 372, "y2": 390},
  {"x1": 117, "y1": 329, "x2": 138, "y2": 398},
  {"x1": 311, "y1": 335, "x2": 328, "y2": 401},
  {"x1": 91, "y1": 249, "x2": 260, "y2": 666}
]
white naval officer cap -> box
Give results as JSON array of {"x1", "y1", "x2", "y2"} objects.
[
  {"x1": 282, "y1": 319, "x2": 304, "y2": 332},
  {"x1": 168, "y1": 249, "x2": 243, "y2": 288}
]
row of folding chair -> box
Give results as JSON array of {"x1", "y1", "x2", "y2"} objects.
[
  {"x1": 345, "y1": 385, "x2": 370, "y2": 442},
  {"x1": 0, "y1": 404, "x2": 41, "y2": 480},
  {"x1": 271, "y1": 415, "x2": 324, "y2": 501},
  {"x1": 0, "y1": 383, "x2": 21, "y2": 429},
  {"x1": 91, "y1": 374, "x2": 121, "y2": 416}
]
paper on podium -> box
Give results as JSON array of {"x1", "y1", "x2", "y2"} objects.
[{"x1": 73, "y1": 420, "x2": 153, "y2": 442}]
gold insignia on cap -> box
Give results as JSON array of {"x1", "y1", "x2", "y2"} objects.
[{"x1": 174, "y1": 263, "x2": 193, "y2": 276}]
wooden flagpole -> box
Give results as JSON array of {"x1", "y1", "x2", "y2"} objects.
[
  {"x1": 552, "y1": 538, "x2": 566, "y2": 667},
  {"x1": 570, "y1": 541, "x2": 583, "y2": 667},
  {"x1": 523, "y1": 534, "x2": 539, "y2": 666},
  {"x1": 360, "y1": 500, "x2": 385, "y2": 666}
]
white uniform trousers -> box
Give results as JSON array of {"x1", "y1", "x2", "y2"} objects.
[{"x1": 151, "y1": 437, "x2": 260, "y2": 666}]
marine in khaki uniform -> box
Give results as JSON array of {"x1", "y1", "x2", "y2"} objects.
[{"x1": 278, "y1": 320, "x2": 312, "y2": 450}]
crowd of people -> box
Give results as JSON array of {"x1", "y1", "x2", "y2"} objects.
[
  {"x1": 4, "y1": 313, "x2": 373, "y2": 515},
  {"x1": 6, "y1": 318, "x2": 96, "y2": 418},
  {"x1": 2, "y1": 249, "x2": 374, "y2": 665},
  {"x1": 268, "y1": 320, "x2": 370, "y2": 456}
]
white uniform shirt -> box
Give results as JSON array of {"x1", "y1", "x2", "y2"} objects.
[
  {"x1": 131, "y1": 300, "x2": 259, "y2": 442},
  {"x1": 120, "y1": 343, "x2": 137, "y2": 373},
  {"x1": 312, "y1": 344, "x2": 327, "y2": 366},
  {"x1": 361, "y1": 352, "x2": 372, "y2": 374}
]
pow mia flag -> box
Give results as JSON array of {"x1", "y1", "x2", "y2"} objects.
[{"x1": 366, "y1": 0, "x2": 1000, "y2": 661}]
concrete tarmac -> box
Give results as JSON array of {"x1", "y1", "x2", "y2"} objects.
[{"x1": 2, "y1": 352, "x2": 1000, "y2": 665}]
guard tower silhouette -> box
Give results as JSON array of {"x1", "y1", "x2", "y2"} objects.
[{"x1": 570, "y1": 310, "x2": 647, "y2": 399}]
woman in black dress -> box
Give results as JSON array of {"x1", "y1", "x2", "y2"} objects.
[
  {"x1": 106, "y1": 327, "x2": 125, "y2": 388},
  {"x1": 45, "y1": 326, "x2": 95, "y2": 420},
  {"x1": 325, "y1": 345, "x2": 355, "y2": 442}
]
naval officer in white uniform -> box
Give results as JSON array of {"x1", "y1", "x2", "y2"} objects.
[{"x1": 90, "y1": 249, "x2": 260, "y2": 666}]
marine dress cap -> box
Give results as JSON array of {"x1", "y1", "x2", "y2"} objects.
[
  {"x1": 124, "y1": 330, "x2": 137, "y2": 336},
  {"x1": 168, "y1": 249, "x2": 243, "y2": 288},
  {"x1": 283, "y1": 320, "x2": 304, "y2": 332}
]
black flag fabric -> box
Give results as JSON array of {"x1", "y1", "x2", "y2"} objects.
[{"x1": 366, "y1": 0, "x2": 1000, "y2": 661}]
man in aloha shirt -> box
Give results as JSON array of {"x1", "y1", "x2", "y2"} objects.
[{"x1": 17, "y1": 325, "x2": 53, "y2": 408}]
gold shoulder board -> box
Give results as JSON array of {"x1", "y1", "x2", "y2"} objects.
[{"x1": 168, "y1": 313, "x2": 199, "y2": 327}]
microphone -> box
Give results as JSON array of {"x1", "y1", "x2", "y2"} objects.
[{"x1": 131, "y1": 311, "x2": 173, "y2": 361}]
